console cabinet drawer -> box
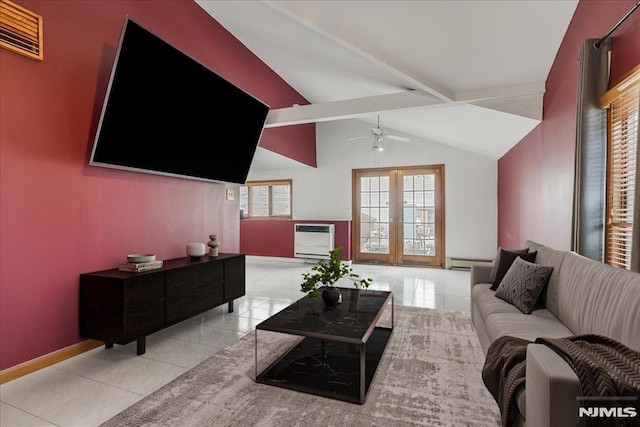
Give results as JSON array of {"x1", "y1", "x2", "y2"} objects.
[
  {"x1": 125, "y1": 274, "x2": 164, "y2": 306},
  {"x1": 224, "y1": 277, "x2": 245, "y2": 301},
  {"x1": 125, "y1": 301, "x2": 165, "y2": 340},
  {"x1": 166, "y1": 262, "x2": 223, "y2": 297},
  {"x1": 224, "y1": 256, "x2": 246, "y2": 301},
  {"x1": 224, "y1": 256, "x2": 245, "y2": 278},
  {"x1": 166, "y1": 281, "x2": 224, "y2": 324},
  {"x1": 80, "y1": 273, "x2": 164, "y2": 343}
]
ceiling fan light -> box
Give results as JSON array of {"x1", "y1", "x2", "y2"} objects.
[{"x1": 372, "y1": 139, "x2": 384, "y2": 151}]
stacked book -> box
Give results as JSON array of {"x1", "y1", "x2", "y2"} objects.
[{"x1": 118, "y1": 260, "x2": 163, "y2": 272}]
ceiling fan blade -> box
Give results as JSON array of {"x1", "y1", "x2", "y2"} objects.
[
  {"x1": 387, "y1": 135, "x2": 410, "y2": 143},
  {"x1": 347, "y1": 136, "x2": 370, "y2": 141}
]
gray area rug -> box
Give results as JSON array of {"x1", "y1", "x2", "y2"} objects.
[{"x1": 101, "y1": 306, "x2": 500, "y2": 426}]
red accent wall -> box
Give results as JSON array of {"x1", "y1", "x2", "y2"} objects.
[
  {"x1": 0, "y1": 1, "x2": 315, "y2": 370},
  {"x1": 498, "y1": 0, "x2": 640, "y2": 250},
  {"x1": 240, "y1": 220, "x2": 352, "y2": 260},
  {"x1": 260, "y1": 126, "x2": 317, "y2": 168}
]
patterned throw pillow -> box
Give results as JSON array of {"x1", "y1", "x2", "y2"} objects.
[
  {"x1": 489, "y1": 248, "x2": 537, "y2": 291},
  {"x1": 494, "y1": 257, "x2": 553, "y2": 314}
]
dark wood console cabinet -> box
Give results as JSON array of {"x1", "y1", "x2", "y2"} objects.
[{"x1": 79, "y1": 254, "x2": 245, "y2": 355}]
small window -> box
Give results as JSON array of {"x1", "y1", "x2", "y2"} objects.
[{"x1": 240, "y1": 180, "x2": 292, "y2": 219}]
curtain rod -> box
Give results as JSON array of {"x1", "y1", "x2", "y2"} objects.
[{"x1": 594, "y1": 0, "x2": 640, "y2": 48}]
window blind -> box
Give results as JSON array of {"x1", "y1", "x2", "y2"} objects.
[{"x1": 602, "y1": 65, "x2": 639, "y2": 270}]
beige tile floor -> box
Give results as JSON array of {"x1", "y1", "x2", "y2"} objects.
[{"x1": 0, "y1": 257, "x2": 472, "y2": 427}]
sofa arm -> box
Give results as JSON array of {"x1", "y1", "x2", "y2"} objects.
[
  {"x1": 470, "y1": 263, "x2": 492, "y2": 286},
  {"x1": 526, "y1": 344, "x2": 581, "y2": 427},
  {"x1": 470, "y1": 263, "x2": 493, "y2": 324}
]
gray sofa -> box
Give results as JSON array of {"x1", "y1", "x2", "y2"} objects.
[{"x1": 471, "y1": 240, "x2": 640, "y2": 427}]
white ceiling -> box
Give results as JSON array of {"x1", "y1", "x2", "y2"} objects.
[{"x1": 196, "y1": 0, "x2": 579, "y2": 168}]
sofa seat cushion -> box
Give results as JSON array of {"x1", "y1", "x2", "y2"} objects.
[
  {"x1": 472, "y1": 283, "x2": 522, "y2": 321},
  {"x1": 484, "y1": 312, "x2": 574, "y2": 343}
]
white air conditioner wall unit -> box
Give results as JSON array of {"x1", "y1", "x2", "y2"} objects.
[{"x1": 294, "y1": 224, "x2": 335, "y2": 259}]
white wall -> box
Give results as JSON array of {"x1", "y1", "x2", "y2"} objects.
[{"x1": 248, "y1": 118, "x2": 497, "y2": 260}]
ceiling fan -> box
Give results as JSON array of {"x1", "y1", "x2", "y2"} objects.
[{"x1": 348, "y1": 115, "x2": 410, "y2": 151}]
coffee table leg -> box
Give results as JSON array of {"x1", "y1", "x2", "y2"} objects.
[
  {"x1": 360, "y1": 342, "x2": 366, "y2": 403},
  {"x1": 392, "y1": 294, "x2": 394, "y2": 328},
  {"x1": 254, "y1": 329, "x2": 258, "y2": 380}
]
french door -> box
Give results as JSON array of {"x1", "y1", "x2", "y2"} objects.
[{"x1": 353, "y1": 165, "x2": 444, "y2": 267}]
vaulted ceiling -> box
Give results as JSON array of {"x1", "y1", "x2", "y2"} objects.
[{"x1": 196, "y1": 0, "x2": 579, "y2": 166}]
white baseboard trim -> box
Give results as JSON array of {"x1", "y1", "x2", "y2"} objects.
[
  {"x1": 245, "y1": 255, "x2": 354, "y2": 266},
  {"x1": 245, "y1": 255, "x2": 307, "y2": 264}
]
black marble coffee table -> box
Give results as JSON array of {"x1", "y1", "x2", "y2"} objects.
[{"x1": 254, "y1": 288, "x2": 394, "y2": 404}]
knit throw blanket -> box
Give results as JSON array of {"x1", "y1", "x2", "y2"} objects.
[{"x1": 482, "y1": 334, "x2": 640, "y2": 427}]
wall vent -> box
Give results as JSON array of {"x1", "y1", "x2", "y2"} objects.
[{"x1": 0, "y1": 0, "x2": 43, "y2": 61}]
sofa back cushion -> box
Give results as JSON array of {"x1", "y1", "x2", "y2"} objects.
[
  {"x1": 489, "y1": 248, "x2": 537, "y2": 290},
  {"x1": 525, "y1": 240, "x2": 567, "y2": 316},
  {"x1": 494, "y1": 257, "x2": 553, "y2": 314},
  {"x1": 557, "y1": 251, "x2": 640, "y2": 350}
]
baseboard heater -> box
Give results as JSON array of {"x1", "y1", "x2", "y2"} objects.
[
  {"x1": 294, "y1": 224, "x2": 335, "y2": 260},
  {"x1": 445, "y1": 257, "x2": 493, "y2": 270}
]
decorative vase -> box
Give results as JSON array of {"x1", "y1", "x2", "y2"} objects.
[
  {"x1": 321, "y1": 287, "x2": 341, "y2": 306},
  {"x1": 186, "y1": 242, "x2": 206, "y2": 260},
  {"x1": 207, "y1": 234, "x2": 219, "y2": 257}
]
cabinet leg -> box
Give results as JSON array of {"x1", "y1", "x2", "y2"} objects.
[
  {"x1": 137, "y1": 337, "x2": 146, "y2": 355},
  {"x1": 105, "y1": 342, "x2": 113, "y2": 349},
  {"x1": 228, "y1": 300, "x2": 234, "y2": 313}
]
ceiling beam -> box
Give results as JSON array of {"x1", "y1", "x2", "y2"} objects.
[
  {"x1": 461, "y1": 82, "x2": 545, "y2": 120},
  {"x1": 263, "y1": 0, "x2": 454, "y2": 103},
  {"x1": 455, "y1": 82, "x2": 545, "y2": 102},
  {"x1": 265, "y1": 83, "x2": 546, "y2": 127},
  {"x1": 265, "y1": 90, "x2": 442, "y2": 127},
  {"x1": 472, "y1": 95, "x2": 543, "y2": 121}
]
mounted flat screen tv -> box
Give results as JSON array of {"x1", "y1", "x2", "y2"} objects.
[{"x1": 90, "y1": 17, "x2": 270, "y2": 184}]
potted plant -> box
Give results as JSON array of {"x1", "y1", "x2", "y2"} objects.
[{"x1": 300, "y1": 247, "x2": 372, "y2": 306}]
